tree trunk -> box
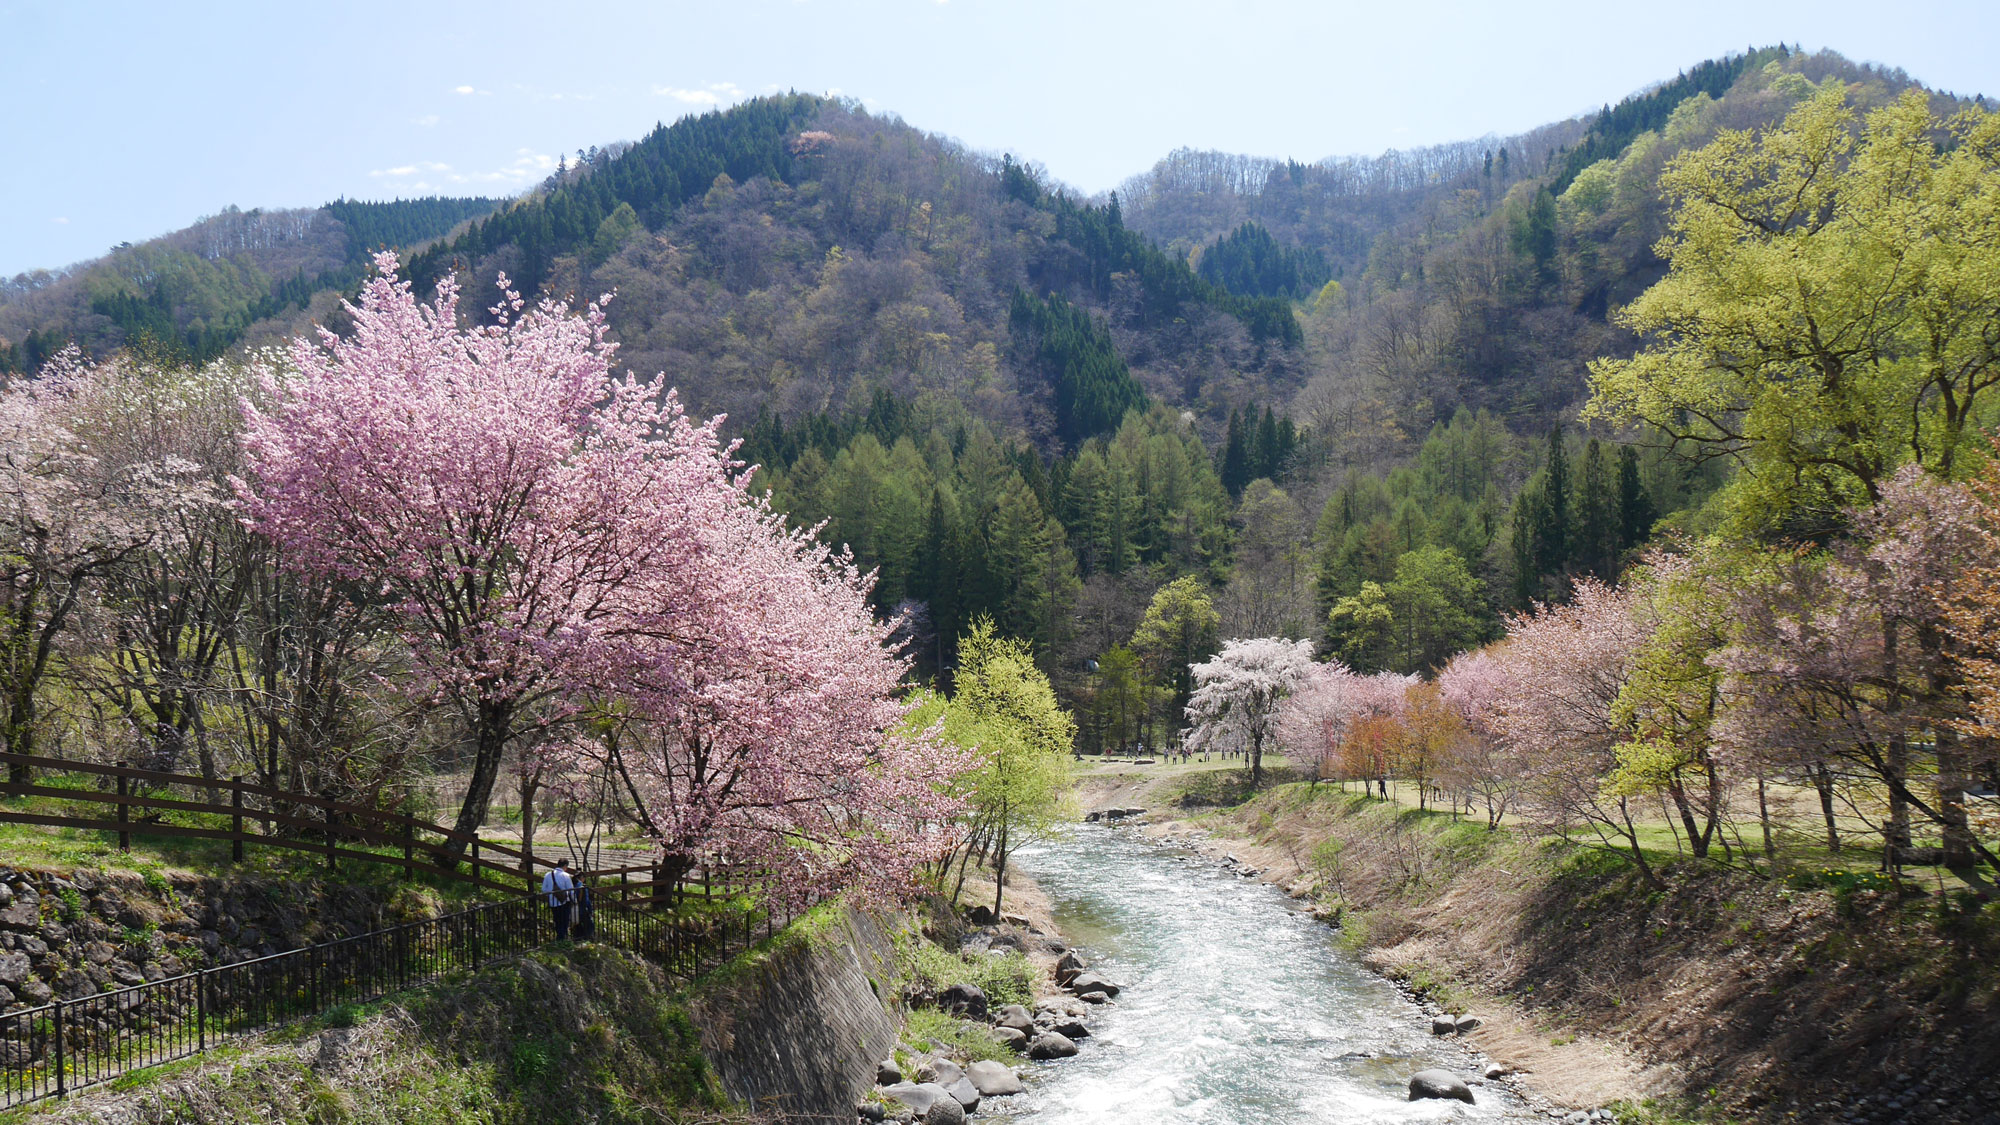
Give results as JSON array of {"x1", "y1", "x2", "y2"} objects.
[
  {"x1": 1249, "y1": 730, "x2": 1263, "y2": 789},
  {"x1": 447, "y1": 703, "x2": 513, "y2": 864},
  {"x1": 1935, "y1": 727, "x2": 1974, "y2": 869},
  {"x1": 1812, "y1": 762, "x2": 1841, "y2": 852},
  {"x1": 519, "y1": 770, "x2": 538, "y2": 873},
  {"x1": 992, "y1": 820, "x2": 1009, "y2": 918},
  {"x1": 1618, "y1": 797, "x2": 1667, "y2": 891},
  {"x1": 1667, "y1": 776, "x2": 1708, "y2": 859},
  {"x1": 1756, "y1": 773, "x2": 1774, "y2": 858},
  {"x1": 1884, "y1": 732, "x2": 1913, "y2": 865}
]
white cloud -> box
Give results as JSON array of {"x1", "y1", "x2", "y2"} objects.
[
  {"x1": 454, "y1": 85, "x2": 475, "y2": 95},
  {"x1": 655, "y1": 85, "x2": 719, "y2": 105},
  {"x1": 413, "y1": 114, "x2": 440, "y2": 127},
  {"x1": 50, "y1": 216, "x2": 68, "y2": 225},
  {"x1": 369, "y1": 161, "x2": 452, "y2": 178},
  {"x1": 654, "y1": 81, "x2": 744, "y2": 106}
]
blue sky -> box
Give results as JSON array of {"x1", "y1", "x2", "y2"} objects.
[{"x1": 4, "y1": 0, "x2": 1997, "y2": 277}]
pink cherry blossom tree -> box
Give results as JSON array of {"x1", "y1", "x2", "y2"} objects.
[
  {"x1": 241, "y1": 255, "x2": 787, "y2": 854},
  {"x1": 570, "y1": 501, "x2": 970, "y2": 905},
  {"x1": 1484, "y1": 579, "x2": 1661, "y2": 886},
  {"x1": 1436, "y1": 648, "x2": 1515, "y2": 828}
]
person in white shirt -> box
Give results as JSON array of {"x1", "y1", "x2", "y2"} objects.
[{"x1": 541, "y1": 858, "x2": 577, "y2": 940}]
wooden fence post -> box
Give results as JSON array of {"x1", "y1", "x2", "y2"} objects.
[
  {"x1": 116, "y1": 762, "x2": 129, "y2": 854},
  {"x1": 230, "y1": 780, "x2": 244, "y2": 863},
  {"x1": 401, "y1": 817, "x2": 414, "y2": 882},
  {"x1": 324, "y1": 804, "x2": 336, "y2": 870}
]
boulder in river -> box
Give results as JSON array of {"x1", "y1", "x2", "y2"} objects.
[
  {"x1": 937, "y1": 982, "x2": 988, "y2": 1018},
  {"x1": 944, "y1": 1076, "x2": 980, "y2": 1112},
  {"x1": 991, "y1": 1026, "x2": 1028, "y2": 1050},
  {"x1": 1055, "y1": 950, "x2": 1087, "y2": 984},
  {"x1": 1027, "y1": 1031, "x2": 1079, "y2": 1059},
  {"x1": 965, "y1": 1060, "x2": 1025, "y2": 1097},
  {"x1": 880, "y1": 1082, "x2": 946, "y2": 1114},
  {"x1": 1408, "y1": 1069, "x2": 1476, "y2": 1103},
  {"x1": 1047, "y1": 1017, "x2": 1089, "y2": 1039},
  {"x1": 924, "y1": 1094, "x2": 966, "y2": 1125},
  {"x1": 1455, "y1": 1014, "x2": 1483, "y2": 1034},
  {"x1": 931, "y1": 1059, "x2": 964, "y2": 1088},
  {"x1": 993, "y1": 1003, "x2": 1035, "y2": 1033},
  {"x1": 1431, "y1": 1015, "x2": 1458, "y2": 1036},
  {"x1": 1066, "y1": 971, "x2": 1119, "y2": 997},
  {"x1": 876, "y1": 1058, "x2": 902, "y2": 1085},
  {"x1": 1078, "y1": 990, "x2": 1110, "y2": 1004}
]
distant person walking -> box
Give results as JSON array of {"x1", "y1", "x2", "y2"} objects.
[{"x1": 542, "y1": 858, "x2": 577, "y2": 941}]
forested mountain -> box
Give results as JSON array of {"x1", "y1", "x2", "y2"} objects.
[
  {"x1": 0, "y1": 197, "x2": 499, "y2": 370},
  {"x1": 3, "y1": 46, "x2": 1983, "y2": 748}
]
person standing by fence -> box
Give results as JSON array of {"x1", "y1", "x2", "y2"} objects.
[
  {"x1": 574, "y1": 877, "x2": 596, "y2": 940},
  {"x1": 541, "y1": 858, "x2": 576, "y2": 940}
]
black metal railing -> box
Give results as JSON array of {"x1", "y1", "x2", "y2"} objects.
[{"x1": 1, "y1": 887, "x2": 814, "y2": 1108}]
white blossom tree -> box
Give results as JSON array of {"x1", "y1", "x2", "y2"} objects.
[{"x1": 1185, "y1": 637, "x2": 1316, "y2": 788}]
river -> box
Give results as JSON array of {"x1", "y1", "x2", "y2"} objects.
[{"x1": 993, "y1": 824, "x2": 1542, "y2": 1124}]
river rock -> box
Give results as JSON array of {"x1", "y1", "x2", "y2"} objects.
[
  {"x1": 1048, "y1": 1017, "x2": 1089, "y2": 1039},
  {"x1": 993, "y1": 1003, "x2": 1034, "y2": 1033},
  {"x1": 1431, "y1": 1015, "x2": 1458, "y2": 1036},
  {"x1": 924, "y1": 1095, "x2": 965, "y2": 1125},
  {"x1": 1483, "y1": 1063, "x2": 1511, "y2": 1080},
  {"x1": 1055, "y1": 950, "x2": 1086, "y2": 983},
  {"x1": 1027, "y1": 1031, "x2": 1079, "y2": 1060},
  {"x1": 1408, "y1": 1069, "x2": 1476, "y2": 1103},
  {"x1": 1066, "y1": 971, "x2": 1119, "y2": 997},
  {"x1": 1455, "y1": 1015, "x2": 1484, "y2": 1034},
  {"x1": 880, "y1": 1082, "x2": 949, "y2": 1115},
  {"x1": 937, "y1": 982, "x2": 988, "y2": 1018},
  {"x1": 945, "y1": 1076, "x2": 980, "y2": 1112},
  {"x1": 991, "y1": 1026, "x2": 1028, "y2": 1050},
  {"x1": 877, "y1": 1058, "x2": 902, "y2": 1085},
  {"x1": 1078, "y1": 990, "x2": 1110, "y2": 1004},
  {"x1": 964, "y1": 905, "x2": 997, "y2": 925},
  {"x1": 931, "y1": 1059, "x2": 964, "y2": 1087},
  {"x1": 858, "y1": 1101, "x2": 886, "y2": 1122},
  {"x1": 965, "y1": 1059, "x2": 1025, "y2": 1096}
]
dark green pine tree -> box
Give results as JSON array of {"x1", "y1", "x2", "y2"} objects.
[
  {"x1": 1509, "y1": 484, "x2": 1545, "y2": 610},
  {"x1": 1255, "y1": 406, "x2": 1282, "y2": 481},
  {"x1": 1532, "y1": 424, "x2": 1571, "y2": 578},
  {"x1": 910, "y1": 489, "x2": 962, "y2": 683},
  {"x1": 1574, "y1": 438, "x2": 1620, "y2": 579},
  {"x1": 1220, "y1": 408, "x2": 1252, "y2": 497},
  {"x1": 1617, "y1": 446, "x2": 1657, "y2": 551}
]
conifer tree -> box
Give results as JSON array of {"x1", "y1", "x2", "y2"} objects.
[
  {"x1": 1618, "y1": 446, "x2": 1657, "y2": 550},
  {"x1": 1575, "y1": 438, "x2": 1620, "y2": 579}
]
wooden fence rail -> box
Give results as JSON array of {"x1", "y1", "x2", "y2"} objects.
[{"x1": 0, "y1": 752, "x2": 766, "y2": 902}]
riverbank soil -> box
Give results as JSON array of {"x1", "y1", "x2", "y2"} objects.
[{"x1": 1075, "y1": 768, "x2": 2000, "y2": 1124}]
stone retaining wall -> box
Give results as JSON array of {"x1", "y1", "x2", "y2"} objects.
[
  {"x1": 691, "y1": 906, "x2": 903, "y2": 1125},
  {"x1": 0, "y1": 865, "x2": 404, "y2": 1014}
]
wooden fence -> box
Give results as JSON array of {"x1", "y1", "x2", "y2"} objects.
[{"x1": 0, "y1": 752, "x2": 765, "y2": 904}]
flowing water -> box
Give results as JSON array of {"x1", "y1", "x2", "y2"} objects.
[{"x1": 990, "y1": 824, "x2": 1540, "y2": 1124}]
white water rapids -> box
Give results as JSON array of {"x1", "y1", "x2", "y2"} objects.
[{"x1": 988, "y1": 824, "x2": 1544, "y2": 1124}]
